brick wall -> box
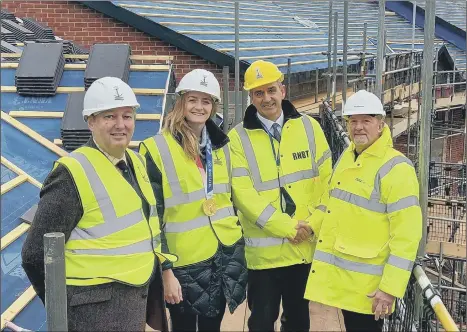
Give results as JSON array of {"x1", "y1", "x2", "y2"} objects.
[
  {"x1": 1, "y1": 0, "x2": 241, "y2": 89},
  {"x1": 445, "y1": 133, "x2": 465, "y2": 163}
]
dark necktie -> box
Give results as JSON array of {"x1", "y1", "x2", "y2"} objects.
[
  {"x1": 116, "y1": 160, "x2": 132, "y2": 185},
  {"x1": 272, "y1": 123, "x2": 281, "y2": 143}
]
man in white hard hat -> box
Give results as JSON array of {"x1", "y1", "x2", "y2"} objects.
[
  {"x1": 304, "y1": 90, "x2": 422, "y2": 332},
  {"x1": 22, "y1": 77, "x2": 175, "y2": 331}
]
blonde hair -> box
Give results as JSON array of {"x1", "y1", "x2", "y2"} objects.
[{"x1": 162, "y1": 93, "x2": 218, "y2": 161}]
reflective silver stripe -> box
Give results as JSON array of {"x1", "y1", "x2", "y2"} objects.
[
  {"x1": 330, "y1": 188, "x2": 386, "y2": 213},
  {"x1": 152, "y1": 234, "x2": 161, "y2": 248},
  {"x1": 255, "y1": 204, "x2": 276, "y2": 228},
  {"x1": 134, "y1": 151, "x2": 145, "y2": 166},
  {"x1": 316, "y1": 205, "x2": 326, "y2": 212},
  {"x1": 235, "y1": 120, "x2": 319, "y2": 192},
  {"x1": 223, "y1": 145, "x2": 231, "y2": 180},
  {"x1": 314, "y1": 250, "x2": 384, "y2": 276},
  {"x1": 153, "y1": 135, "x2": 230, "y2": 207},
  {"x1": 68, "y1": 152, "x2": 145, "y2": 241},
  {"x1": 244, "y1": 237, "x2": 289, "y2": 247},
  {"x1": 371, "y1": 156, "x2": 414, "y2": 200},
  {"x1": 387, "y1": 254, "x2": 414, "y2": 271},
  {"x1": 164, "y1": 206, "x2": 235, "y2": 233},
  {"x1": 153, "y1": 135, "x2": 184, "y2": 199},
  {"x1": 150, "y1": 205, "x2": 158, "y2": 218},
  {"x1": 317, "y1": 149, "x2": 332, "y2": 167},
  {"x1": 68, "y1": 238, "x2": 153, "y2": 256},
  {"x1": 386, "y1": 196, "x2": 419, "y2": 213},
  {"x1": 301, "y1": 116, "x2": 316, "y2": 161},
  {"x1": 236, "y1": 126, "x2": 274, "y2": 191},
  {"x1": 232, "y1": 167, "x2": 249, "y2": 177},
  {"x1": 281, "y1": 169, "x2": 318, "y2": 185}
]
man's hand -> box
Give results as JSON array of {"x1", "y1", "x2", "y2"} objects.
[
  {"x1": 289, "y1": 221, "x2": 314, "y2": 244},
  {"x1": 367, "y1": 289, "x2": 395, "y2": 320},
  {"x1": 162, "y1": 269, "x2": 183, "y2": 305},
  {"x1": 4, "y1": 321, "x2": 32, "y2": 332}
]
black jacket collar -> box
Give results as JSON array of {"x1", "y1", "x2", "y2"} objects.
[
  {"x1": 174, "y1": 118, "x2": 229, "y2": 150},
  {"x1": 243, "y1": 99, "x2": 302, "y2": 130}
]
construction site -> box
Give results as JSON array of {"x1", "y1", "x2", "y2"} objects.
[{"x1": 0, "y1": 0, "x2": 466, "y2": 331}]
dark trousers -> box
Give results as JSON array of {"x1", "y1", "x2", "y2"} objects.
[
  {"x1": 247, "y1": 263, "x2": 311, "y2": 332},
  {"x1": 169, "y1": 305, "x2": 225, "y2": 332},
  {"x1": 341, "y1": 309, "x2": 384, "y2": 332}
]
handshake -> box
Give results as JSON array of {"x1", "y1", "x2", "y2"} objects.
[{"x1": 289, "y1": 221, "x2": 314, "y2": 244}]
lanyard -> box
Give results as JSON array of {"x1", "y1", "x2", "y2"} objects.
[
  {"x1": 259, "y1": 122, "x2": 281, "y2": 167},
  {"x1": 195, "y1": 136, "x2": 214, "y2": 199}
]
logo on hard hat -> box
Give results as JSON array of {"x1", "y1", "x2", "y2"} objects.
[
  {"x1": 114, "y1": 87, "x2": 124, "y2": 101},
  {"x1": 255, "y1": 68, "x2": 263, "y2": 79},
  {"x1": 200, "y1": 76, "x2": 208, "y2": 87}
]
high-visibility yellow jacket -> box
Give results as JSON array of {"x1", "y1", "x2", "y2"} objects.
[
  {"x1": 304, "y1": 125, "x2": 422, "y2": 314},
  {"x1": 139, "y1": 129, "x2": 243, "y2": 268},
  {"x1": 57, "y1": 147, "x2": 175, "y2": 286},
  {"x1": 228, "y1": 100, "x2": 332, "y2": 270}
]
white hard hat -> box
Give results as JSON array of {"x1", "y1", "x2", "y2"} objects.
[
  {"x1": 175, "y1": 69, "x2": 221, "y2": 103},
  {"x1": 343, "y1": 90, "x2": 385, "y2": 117},
  {"x1": 82, "y1": 76, "x2": 140, "y2": 119}
]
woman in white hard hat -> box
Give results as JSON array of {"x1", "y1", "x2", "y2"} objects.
[{"x1": 139, "y1": 69, "x2": 247, "y2": 332}]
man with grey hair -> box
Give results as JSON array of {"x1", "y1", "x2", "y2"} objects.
[{"x1": 304, "y1": 90, "x2": 422, "y2": 332}]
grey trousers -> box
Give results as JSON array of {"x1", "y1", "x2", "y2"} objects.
[{"x1": 66, "y1": 282, "x2": 149, "y2": 332}]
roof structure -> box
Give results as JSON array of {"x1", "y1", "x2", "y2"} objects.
[
  {"x1": 83, "y1": 0, "x2": 467, "y2": 74},
  {"x1": 1, "y1": 12, "x2": 173, "y2": 330}
]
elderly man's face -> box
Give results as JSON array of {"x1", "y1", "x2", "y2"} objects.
[
  {"x1": 88, "y1": 106, "x2": 135, "y2": 158},
  {"x1": 347, "y1": 114, "x2": 384, "y2": 153},
  {"x1": 250, "y1": 81, "x2": 285, "y2": 121}
]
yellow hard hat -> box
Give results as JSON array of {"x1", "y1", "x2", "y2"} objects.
[{"x1": 243, "y1": 60, "x2": 284, "y2": 91}]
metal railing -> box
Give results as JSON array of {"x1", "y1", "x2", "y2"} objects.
[{"x1": 319, "y1": 99, "x2": 462, "y2": 332}]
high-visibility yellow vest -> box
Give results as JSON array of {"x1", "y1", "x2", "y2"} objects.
[
  {"x1": 57, "y1": 147, "x2": 175, "y2": 286},
  {"x1": 304, "y1": 125, "x2": 422, "y2": 314},
  {"x1": 228, "y1": 114, "x2": 332, "y2": 270},
  {"x1": 140, "y1": 131, "x2": 242, "y2": 268}
]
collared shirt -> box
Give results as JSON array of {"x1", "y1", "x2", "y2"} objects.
[
  {"x1": 256, "y1": 110, "x2": 284, "y2": 136},
  {"x1": 93, "y1": 139, "x2": 127, "y2": 166}
]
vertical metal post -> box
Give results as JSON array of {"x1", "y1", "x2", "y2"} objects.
[
  {"x1": 332, "y1": 11, "x2": 338, "y2": 110},
  {"x1": 234, "y1": 2, "x2": 241, "y2": 126},
  {"x1": 407, "y1": 0, "x2": 416, "y2": 157},
  {"x1": 315, "y1": 68, "x2": 319, "y2": 103},
  {"x1": 241, "y1": 89, "x2": 248, "y2": 117},
  {"x1": 327, "y1": 0, "x2": 333, "y2": 98},
  {"x1": 343, "y1": 0, "x2": 348, "y2": 107},
  {"x1": 407, "y1": 51, "x2": 414, "y2": 157},
  {"x1": 375, "y1": 0, "x2": 385, "y2": 99},
  {"x1": 44, "y1": 232, "x2": 68, "y2": 331},
  {"x1": 222, "y1": 66, "x2": 230, "y2": 133},
  {"x1": 361, "y1": 23, "x2": 367, "y2": 90},
  {"x1": 417, "y1": 0, "x2": 435, "y2": 257},
  {"x1": 287, "y1": 58, "x2": 291, "y2": 98},
  {"x1": 464, "y1": 4, "x2": 467, "y2": 318},
  {"x1": 390, "y1": 87, "x2": 394, "y2": 137},
  {"x1": 382, "y1": 30, "x2": 387, "y2": 102}
]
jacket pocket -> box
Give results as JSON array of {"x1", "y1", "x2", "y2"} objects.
[
  {"x1": 334, "y1": 235, "x2": 389, "y2": 259},
  {"x1": 69, "y1": 284, "x2": 112, "y2": 307}
]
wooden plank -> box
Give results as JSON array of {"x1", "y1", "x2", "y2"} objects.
[
  {"x1": 425, "y1": 268, "x2": 465, "y2": 289},
  {"x1": 1, "y1": 86, "x2": 165, "y2": 95},
  {"x1": 9, "y1": 111, "x2": 161, "y2": 121},
  {"x1": 219, "y1": 43, "x2": 329, "y2": 52},
  {"x1": 1, "y1": 223, "x2": 31, "y2": 251},
  {"x1": 54, "y1": 139, "x2": 142, "y2": 149},
  {"x1": 1, "y1": 111, "x2": 67, "y2": 157},
  {"x1": 0, "y1": 286, "x2": 36, "y2": 330},
  {"x1": 0, "y1": 174, "x2": 28, "y2": 195},
  {"x1": 426, "y1": 241, "x2": 467, "y2": 259},
  {"x1": 1, "y1": 62, "x2": 170, "y2": 71},
  {"x1": 1, "y1": 156, "x2": 43, "y2": 189},
  {"x1": 241, "y1": 51, "x2": 323, "y2": 60},
  {"x1": 1, "y1": 53, "x2": 173, "y2": 61}
]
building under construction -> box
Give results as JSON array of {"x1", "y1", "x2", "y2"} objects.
[{"x1": 0, "y1": 0, "x2": 465, "y2": 330}]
